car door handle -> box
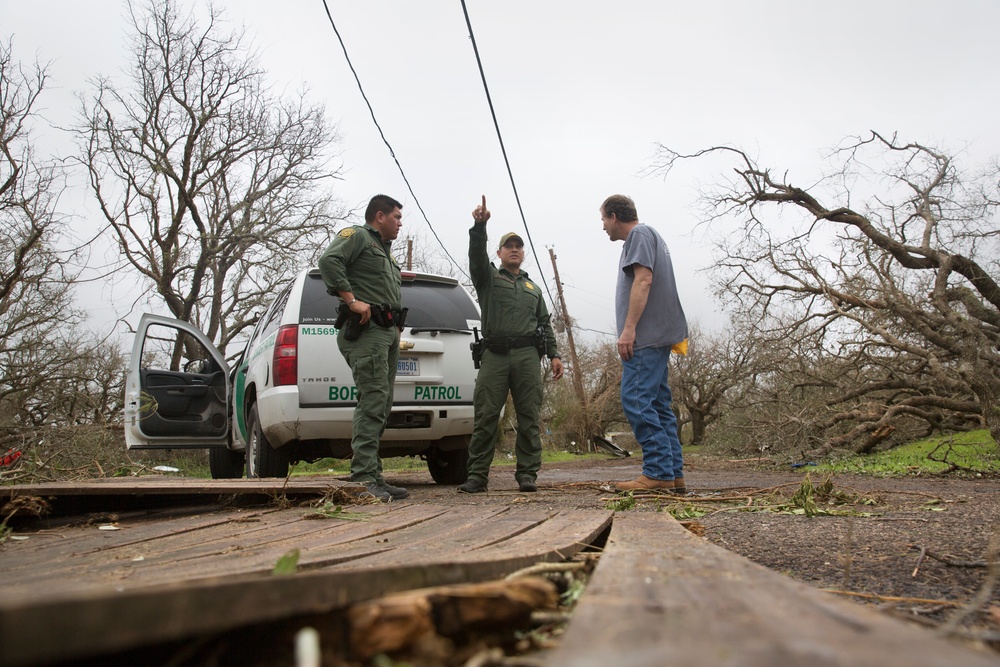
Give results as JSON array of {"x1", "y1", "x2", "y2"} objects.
[{"x1": 160, "y1": 385, "x2": 209, "y2": 397}]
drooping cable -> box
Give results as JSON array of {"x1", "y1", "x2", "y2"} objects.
[
  {"x1": 319, "y1": 0, "x2": 468, "y2": 280},
  {"x1": 458, "y1": 0, "x2": 557, "y2": 309}
]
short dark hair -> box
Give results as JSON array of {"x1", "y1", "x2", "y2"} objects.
[
  {"x1": 601, "y1": 194, "x2": 638, "y2": 223},
  {"x1": 365, "y1": 194, "x2": 403, "y2": 223}
]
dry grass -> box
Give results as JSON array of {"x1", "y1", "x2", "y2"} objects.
[{"x1": 0, "y1": 424, "x2": 210, "y2": 485}]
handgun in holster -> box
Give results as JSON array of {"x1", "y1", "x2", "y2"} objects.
[
  {"x1": 532, "y1": 325, "x2": 546, "y2": 356},
  {"x1": 335, "y1": 303, "x2": 363, "y2": 341},
  {"x1": 470, "y1": 327, "x2": 484, "y2": 369},
  {"x1": 371, "y1": 304, "x2": 409, "y2": 330}
]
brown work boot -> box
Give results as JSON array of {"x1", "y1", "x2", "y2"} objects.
[
  {"x1": 614, "y1": 475, "x2": 675, "y2": 492},
  {"x1": 673, "y1": 476, "x2": 686, "y2": 495}
]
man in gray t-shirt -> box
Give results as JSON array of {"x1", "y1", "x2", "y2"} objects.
[{"x1": 601, "y1": 194, "x2": 688, "y2": 494}]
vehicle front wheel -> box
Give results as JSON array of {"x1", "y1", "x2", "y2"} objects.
[
  {"x1": 427, "y1": 443, "x2": 469, "y2": 485},
  {"x1": 209, "y1": 446, "x2": 245, "y2": 479},
  {"x1": 245, "y1": 403, "x2": 290, "y2": 478}
]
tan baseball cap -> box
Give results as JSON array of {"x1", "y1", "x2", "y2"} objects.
[{"x1": 498, "y1": 232, "x2": 524, "y2": 248}]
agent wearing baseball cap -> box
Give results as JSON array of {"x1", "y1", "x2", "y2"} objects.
[{"x1": 460, "y1": 196, "x2": 563, "y2": 493}]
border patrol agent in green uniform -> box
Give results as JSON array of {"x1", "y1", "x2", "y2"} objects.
[
  {"x1": 459, "y1": 195, "x2": 564, "y2": 494},
  {"x1": 318, "y1": 194, "x2": 409, "y2": 503}
]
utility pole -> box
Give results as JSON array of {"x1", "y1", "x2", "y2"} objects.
[
  {"x1": 406, "y1": 239, "x2": 413, "y2": 271},
  {"x1": 548, "y1": 248, "x2": 589, "y2": 431}
]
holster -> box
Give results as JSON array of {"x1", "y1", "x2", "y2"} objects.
[
  {"x1": 532, "y1": 325, "x2": 546, "y2": 357},
  {"x1": 371, "y1": 304, "x2": 409, "y2": 330},
  {"x1": 470, "y1": 327, "x2": 484, "y2": 369},
  {"x1": 335, "y1": 304, "x2": 363, "y2": 341}
]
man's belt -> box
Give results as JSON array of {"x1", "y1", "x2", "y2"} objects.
[
  {"x1": 484, "y1": 335, "x2": 536, "y2": 354},
  {"x1": 371, "y1": 304, "x2": 408, "y2": 329},
  {"x1": 335, "y1": 303, "x2": 408, "y2": 341}
]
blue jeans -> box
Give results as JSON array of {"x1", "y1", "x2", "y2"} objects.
[{"x1": 620, "y1": 346, "x2": 682, "y2": 481}]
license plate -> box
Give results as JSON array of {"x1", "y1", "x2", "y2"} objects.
[{"x1": 397, "y1": 357, "x2": 419, "y2": 376}]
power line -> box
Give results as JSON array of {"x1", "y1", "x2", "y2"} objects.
[
  {"x1": 319, "y1": 0, "x2": 468, "y2": 280},
  {"x1": 458, "y1": 0, "x2": 557, "y2": 311},
  {"x1": 577, "y1": 325, "x2": 617, "y2": 337}
]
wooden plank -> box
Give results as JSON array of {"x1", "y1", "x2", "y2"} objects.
[
  {"x1": 0, "y1": 507, "x2": 613, "y2": 666},
  {"x1": 0, "y1": 506, "x2": 276, "y2": 562},
  {"x1": 2, "y1": 476, "x2": 353, "y2": 497},
  {"x1": 357, "y1": 507, "x2": 611, "y2": 569},
  {"x1": 546, "y1": 513, "x2": 998, "y2": 667},
  {"x1": 69, "y1": 503, "x2": 504, "y2": 588},
  {"x1": 1, "y1": 476, "x2": 356, "y2": 517},
  {"x1": 0, "y1": 504, "x2": 450, "y2": 604},
  {"x1": 1, "y1": 503, "x2": 609, "y2": 603}
]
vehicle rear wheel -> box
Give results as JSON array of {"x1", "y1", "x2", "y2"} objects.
[
  {"x1": 245, "y1": 403, "x2": 290, "y2": 478},
  {"x1": 209, "y1": 446, "x2": 245, "y2": 479},
  {"x1": 427, "y1": 443, "x2": 469, "y2": 485}
]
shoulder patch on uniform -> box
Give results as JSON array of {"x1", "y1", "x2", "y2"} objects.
[
  {"x1": 338, "y1": 227, "x2": 357, "y2": 238},
  {"x1": 525, "y1": 281, "x2": 535, "y2": 290}
]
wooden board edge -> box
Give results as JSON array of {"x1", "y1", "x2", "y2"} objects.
[{"x1": 0, "y1": 513, "x2": 611, "y2": 666}]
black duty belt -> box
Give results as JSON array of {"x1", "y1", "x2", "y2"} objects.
[
  {"x1": 484, "y1": 335, "x2": 535, "y2": 354},
  {"x1": 371, "y1": 304, "x2": 408, "y2": 329},
  {"x1": 336, "y1": 303, "x2": 408, "y2": 341}
]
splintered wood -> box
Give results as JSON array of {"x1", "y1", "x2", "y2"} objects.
[{"x1": 347, "y1": 577, "x2": 558, "y2": 660}]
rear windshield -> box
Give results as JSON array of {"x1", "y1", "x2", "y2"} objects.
[{"x1": 300, "y1": 273, "x2": 479, "y2": 330}]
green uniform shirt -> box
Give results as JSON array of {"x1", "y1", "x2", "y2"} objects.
[
  {"x1": 469, "y1": 223, "x2": 559, "y2": 358},
  {"x1": 318, "y1": 224, "x2": 403, "y2": 309}
]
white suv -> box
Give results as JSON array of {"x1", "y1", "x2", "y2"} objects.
[{"x1": 124, "y1": 269, "x2": 481, "y2": 483}]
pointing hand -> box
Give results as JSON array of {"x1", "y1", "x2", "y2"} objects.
[{"x1": 472, "y1": 195, "x2": 491, "y2": 223}]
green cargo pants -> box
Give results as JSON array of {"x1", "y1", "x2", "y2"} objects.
[
  {"x1": 466, "y1": 346, "x2": 544, "y2": 485},
  {"x1": 337, "y1": 323, "x2": 399, "y2": 483}
]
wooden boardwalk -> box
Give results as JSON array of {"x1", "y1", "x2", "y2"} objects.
[
  {"x1": 1, "y1": 478, "x2": 610, "y2": 665},
  {"x1": 2, "y1": 477, "x2": 997, "y2": 666},
  {"x1": 545, "y1": 512, "x2": 998, "y2": 667},
  {"x1": 1, "y1": 476, "x2": 353, "y2": 517}
]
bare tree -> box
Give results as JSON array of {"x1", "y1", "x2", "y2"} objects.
[
  {"x1": 0, "y1": 41, "x2": 78, "y2": 351},
  {"x1": 651, "y1": 133, "x2": 1000, "y2": 456},
  {"x1": 0, "y1": 40, "x2": 126, "y2": 442},
  {"x1": 670, "y1": 319, "x2": 767, "y2": 446},
  {"x1": 78, "y1": 0, "x2": 346, "y2": 355},
  {"x1": 541, "y1": 337, "x2": 627, "y2": 448}
]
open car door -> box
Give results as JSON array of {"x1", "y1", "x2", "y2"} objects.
[{"x1": 124, "y1": 314, "x2": 230, "y2": 449}]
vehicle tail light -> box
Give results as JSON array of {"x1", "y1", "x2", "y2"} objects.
[
  {"x1": 401, "y1": 271, "x2": 416, "y2": 282},
  {"x1": 273, "y1": 324, "x2": 298, "y2": 386}
]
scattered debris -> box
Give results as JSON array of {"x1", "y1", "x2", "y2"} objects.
[
  {"x1": 294, "y1": 626, "x2": 320, "y2": 667},
  {"x1": 347, "y1": 576, "x2": 558, "y2": 662},
  {"x1": 1, "y1": 495, "x2": 51, "y2": 542},
  {"x1": 1, "y1": 448, "x2": 22, "y2": 468},
  {"x1": 303, "y1": 487, "x2": 377, "y2": 519},
  {"x1": 272, "y1": 548, "x2": 300, "y2": 576}
]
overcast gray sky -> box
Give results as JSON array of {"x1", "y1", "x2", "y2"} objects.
[{"x1": 4, "y1": 0, "x2": 999, "y2": 342}]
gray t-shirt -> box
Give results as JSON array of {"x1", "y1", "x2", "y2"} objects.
[{"x1": 615, "y1": 224, "x2": 688, "y2": 349}]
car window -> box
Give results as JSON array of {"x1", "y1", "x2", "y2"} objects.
[
  {"x1": 260, "y1": 285, "x2": 292, "y2": 336},
  {"x1": 298, "y1": 272, "x2": 478, "y2": 329},
  {"x1": 403, "y1": 281, "x2": 479, "y2": 330},
  {"x1": 300, "y1": 273, "x2": 340, "y2": 324},
  {"x1": 141, "y1": 322, "x2": 222, "y2": 374},
  {"x1": 242, "y1": 311, "x2": 269, "y2": 356}
]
